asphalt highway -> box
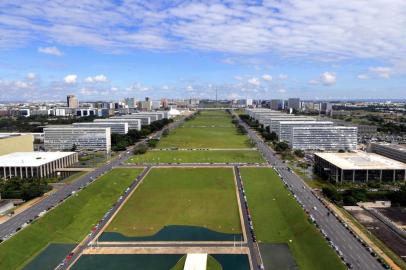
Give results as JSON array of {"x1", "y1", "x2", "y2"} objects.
[{"x1": 235, "y1": 113, "x2": 384, "y2": 270}]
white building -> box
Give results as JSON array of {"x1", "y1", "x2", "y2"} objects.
[
  {"x1": 73, "y1": 122, "x2": 128, "y2": 135},
  {"x1": 290, "y1": 126, "x2": 357, "y2": 150},
  {"x1": 94, "y1": 118, "x2": 141, "y2": 131},
  {"x1": 111, "y1": 115, "x2": 151, "y2": 126},
  {"x1": 278, "y1": 121, "x2": 334, "y2": 143},
  {"x1": 265, "y1": 116, "x2": 315, "y2": 133},
  {"x1": 44, "y1": 127, "x2": 111, "y2": 152},
  {"x1": 0, "y1": 152, "x2": 78, "y2": 179}
]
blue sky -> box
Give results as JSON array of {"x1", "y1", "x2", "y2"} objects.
[{"x1": 0, "y1": 0, "x2": 405, "y2": 101}]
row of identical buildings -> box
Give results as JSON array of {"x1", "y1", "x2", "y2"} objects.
[
  {"x1": 43, "y1": 111, "x2": 170, "y2": 153},
  {"x1": 246, "y1": 108, "x2": 406, "y2": 183},
  {"x1": 246, "y1": 108, "x2": 357, "y2": 151}
]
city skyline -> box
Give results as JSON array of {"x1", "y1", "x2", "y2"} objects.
[{"x1": 0, "y1": 0, "x2": 405, "y2": 101}]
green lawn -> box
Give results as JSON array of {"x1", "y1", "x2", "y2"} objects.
[
  {"x1": 127, "y1": 150, "x2": 264, "y2": 164},
  {"x1": 182, "y1": 111, "x2": 234, "y2": 127},
  {"x1": 0, "y1": 168, "x2": 142, "y2": 270},
  {"x1": 158, "y1": 110, "x2": 250, "y2": 149},
  {"x1": 158, "y1": 127, "x2": 250, "y2": 148},
  {"x1": 106, "y1": 168, "x2": 241, "y2": 236},
  {"x1": 240, "y1": 168, "x2": 346, "y2": 270}
]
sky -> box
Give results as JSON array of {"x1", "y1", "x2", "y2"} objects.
[{"x1": 0, "y1": 0, "x2": 405, "y2": 101}]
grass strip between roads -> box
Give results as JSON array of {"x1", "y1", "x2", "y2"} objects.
[
  {"x1": 240, "y1": 167, "x2": 346, "y2": 270},
  {"x1": 128, "y1": 150, "x2": 264, "y2": 164},
  {"x1": 0, "y1": 168, "x2": 142, "y2": 270},
  {"x1": 106, "y1": 167, "x2": 242, "y2": 237}
]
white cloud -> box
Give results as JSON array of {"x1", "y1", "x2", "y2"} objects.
[
  {"x1": 357, "y1": 74, "x2": 369, "y2": 80},
  {"x1": 262, "y1": 74, "x2": 272, "y2": 81},
  {"x1": 278, "y1": 74, "x2": 288, "y2": 80},
  {"x1": 64, "y1": 74, "x2": 77, "y2": 84},
  {"x1": 14, "y1": 81, "x2": 29, "y2": 89},
  {"x1": 38, "y1": 46, "x2": 63, "y2": 56},
  {"x1": 308, "y1": 79, "x2": 319, "y2": 85},
  {"x1": 321, "y1": 72, "x2": 336, "y2": 86},
  {"x1": 0, "y1": 1, "x2": 404, "y2": 62},
  {"x1": 85, "y1": 74, "x2": 108, "y2": 83},
  {"x1": 277, "y1": 88, "x2": 286, "y2": 93},
  {"x1": 26, "y1": 72, "x2": 36, "y2": 80},
  {"x1": 248, "y1": 77, "x2": 260, "y2": 86},
  {"x1": 234, "y1": 76, "x2": 243, "y2": 81},
  {"x1": 369, "y1": 66, "x2": 391, "y2": 79}
]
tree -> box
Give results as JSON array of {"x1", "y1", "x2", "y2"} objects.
[
  {"x1": 274, "y1": 141, "x2": 289, "y2": 153},
  {"x1": 294, "y1": 149, "x2": 305, "y2": 158},
  {"x1": 322, "y1": 186, "x2": 342, "y2": 203},
  {"x1": 133, "y1": 143, "x2": 148, "y2": 155},
  {"x1": 71, "y1": 144, "x2": 77, "y2": 151},
  {"x1": 147, "y1": 139, "x2": 159, "y2": 148}
]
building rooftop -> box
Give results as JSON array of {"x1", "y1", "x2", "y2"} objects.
[
  {"x1": 0, "y1": 152, "x2": 76, "y2": 167},
  {"x1": 315, "y1": 151, "x2": 406, "y2": 170},
  {"x1": 0, "y1": 133, "x2": 21, "y2": 139},
  {"x1": 373, "y1": 143, "x2": 406, "y2": 152},
  {"x1": 279, "y1": 121, "x2": 333, "y2": 124}
]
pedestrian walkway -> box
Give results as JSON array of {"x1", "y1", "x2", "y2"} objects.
[{"x1": 184, "y1": 253, "x2": 207, "y2": 270}]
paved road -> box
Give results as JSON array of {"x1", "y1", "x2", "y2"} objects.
[
  {"x1": 0, "y1": 117, "x2": 187, "y2": 242},
  {"x1": 235, "y1": 113, "x2": 384, "y2": 270}
]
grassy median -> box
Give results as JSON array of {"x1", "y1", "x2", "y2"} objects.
[
  {"x1": 127, "y1": 150, "x2": 264, "y2": 164},
  {"x1": 240, "y1": 167, "x2": 346, "y2": 270},
  {"x1": 106, "y1": 168, "x2": 242, "y2": 236},
  {"x1": 0, "y1": 168, "x2": 142, "y2": 270},
  {"x1": 158, "y1": 110, "x2": 251, "y2": 149}
]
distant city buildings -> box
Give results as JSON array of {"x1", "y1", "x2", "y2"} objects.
[
  {"x1": 287, "y1": 98, "x2": 301, "y2": 111},
  {"x1": 270, "y1": 99, "x2": 284, "y2": 110},
  {"x1": 67, "y1": 95, "x2": 79, "y2": 108}
]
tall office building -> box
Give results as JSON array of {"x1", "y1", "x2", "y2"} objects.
[
  {"x1": 73, "y1": 122, "x2": 129, "y2": 135},
  {"x1": 287, "y1": 98, "x2": 301, "y2": 111},
  {"x1": 290, "y1": 126, "x2": 357, "y2": 150},
  {"x1": 270, "y1": 99, "x2": 284, "y2": 110},
  {"x1": 278, "y1": 121, "x2": 334, "y2": 143},
  {"x1": 124, "y1": 98, "x2": 136, "y2": 108},
  {"x1": 67, "y1": 95, "x2": 79, "y2": 108},
  {"x1": 44, "y1": 127, "x2": 111, "y2": 152}
]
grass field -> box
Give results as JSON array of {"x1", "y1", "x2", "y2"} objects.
[
  {"x1": 240, "y1": 168, "x2": 346, "y2": 270},
  {"x1": 106, "y1": 168, "x2": 241, "y2": 236},
  {"x1": 127, "y1": 150, "x2": 264, "y2": 164},
  {"x1": 0, "y1": 168, "x2": 142, "y2": 270},
  {"x1": 158, "y1": 110, "x2": 251, "y2": 149},
  {"x1": 158, "y1": 127, "x2": 250, "y2": 149}
]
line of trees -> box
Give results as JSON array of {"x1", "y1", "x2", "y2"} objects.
[
  {"x1": 0, "y1": 178, "x2": 51, "y2": 201},
  {"x1": 322, "y1": 185, "x2": 406, "y2": 206},
  {"x1": 111, "y1": 118, "x2": 173, "y2": 151}
]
